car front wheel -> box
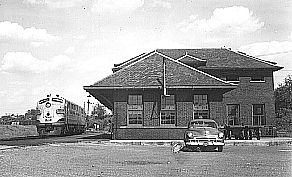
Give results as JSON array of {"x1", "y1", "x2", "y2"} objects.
[{"x1": 217, "y1": 146, "x2": 223, "y2": 152}]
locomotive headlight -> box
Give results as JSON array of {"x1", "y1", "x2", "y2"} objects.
[
  {"x1": 187, "y1": 132, "x2": 194, "y2": 138},
  {"x1": 45, "y1": 102, "x2": 51, "y2": 108},
  {"x1": 218, "y1": 132, "x2": 224, "y2": 139}
]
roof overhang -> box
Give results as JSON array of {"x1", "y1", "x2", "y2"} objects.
[
  {"x1": 199, "y1": 66, "x2": 284, "y2": 72},
  {"x1": 84, "y1": 85, "x2": 237, "y2": 90},
  {"x1": 84, "y1": 84, "x2": 236, "y2": 110}
]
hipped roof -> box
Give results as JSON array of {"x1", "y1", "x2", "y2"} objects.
[
  {"x1": 84, "y1": 51, "x2": 237, "y2": 90},
  {"x1": 113, "y1": 48, "x2": 283, "y2": 71}
]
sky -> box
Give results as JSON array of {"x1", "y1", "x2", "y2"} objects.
[{"x1": 0, "y1": 0, "x2": 292, "y2": 116}]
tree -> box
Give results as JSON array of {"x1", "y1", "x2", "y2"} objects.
[
  {"x1": 87, "y1": 104, "x2": 112, "y2": 130},
  {"x1": 274, "y1": 75, "x2": 292, "y2": 131},
  {"x1": 91, "y1": 104, "x2": 106, "y2": 120}
]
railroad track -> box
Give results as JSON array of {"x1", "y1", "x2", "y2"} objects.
[{"x1": 0, "y1": 132, "x2": 111, "y2": 146}]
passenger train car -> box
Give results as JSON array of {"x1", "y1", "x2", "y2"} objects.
[{"x1": 36, "y1": 94, "x2": 86, "y2": 136}]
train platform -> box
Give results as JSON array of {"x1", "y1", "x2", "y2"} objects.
[
  {"x1": 1, "y1": 136, "x2": 292, "y2": 150},
  {"x1": 0, "y1": 145, "x2": 18, "y2": 150},
  {"x1": 107, "y1": 137, "x2": 292, "y2": 146}
]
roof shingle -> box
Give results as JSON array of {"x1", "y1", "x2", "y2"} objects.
[
  {"x1": 91, "y1": 51, "x2": 236, "y2": 89},
  {"x1": 157, "y1": 48, "x2": 282, "y2": 70}
]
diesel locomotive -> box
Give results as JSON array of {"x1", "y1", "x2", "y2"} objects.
[{"x1": 36, "y1": 94, "x2": 86, "y2": 136}]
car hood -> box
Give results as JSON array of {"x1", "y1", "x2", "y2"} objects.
[{"x1": 186, "y1": 127, "x2": 219, "y2": 136}]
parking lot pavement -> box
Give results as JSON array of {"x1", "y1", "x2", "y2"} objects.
[{"x1": 0, "y1": 142, "x2": 291, "y2": 177}]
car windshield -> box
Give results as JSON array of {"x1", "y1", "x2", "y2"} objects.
[{"x1": 190, "y1": 121, "x2": 217, "y2": 128}]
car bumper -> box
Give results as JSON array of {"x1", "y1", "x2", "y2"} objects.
[{"x1": 185, "y1": 140, "x2": 225, "y2": 146}]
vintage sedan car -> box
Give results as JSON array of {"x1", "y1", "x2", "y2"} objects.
[{"x1": 184, "y1": 119, "x2": 225, "y2": 152}]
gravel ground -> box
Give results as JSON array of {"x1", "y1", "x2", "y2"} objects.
[{"x1": 0, "y1": 142, "x2": 291, "y2": 177}]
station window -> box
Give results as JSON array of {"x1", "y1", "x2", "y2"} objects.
[
  {"x1": 251, "y1": 76, "x2": 265, "y2": 82},
  {"x1": 227, "y1": 104, "x2": 240, "y2": 125},
  {"x1": 160, "y1": 95, "x2": 176, "y2": 125},
  {"x1": 128, "y1": 95, "x2": 142, "y2": 105},
  {"x1": 226, "y1": 75, "x2": 239, "y2": 83},
  {"x1": 252, "y1": 104, "x2": 266, "y2": 126},
  {"x1": 161, "y1": 95, "x2": 175, "y2": 110},
  {"x1": 193, "y1": 95, "x2": 209, "y2": 119},
  {"x1": 128, "y1": 111, "x2": 143, "y2": 124},
  {"x1": 127, "y1": 95, "x2": 143, "y2": 125},
  {"x1": 161, "y1": 112, "x2": 175, "y2": 124}
]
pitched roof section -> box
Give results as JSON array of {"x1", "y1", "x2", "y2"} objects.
[
  {"x1": 157, "y1": 48, "x2": 283, "y2": 71},
  {"x1": 112, "y1": 52, "x2": 150, "y2": 72},
  {"x1": 177, "y1": 53, "x2": 207, "y2": 68},
  {"x1": 90, "y1": 52, "x2": 236, "y2": 89}
]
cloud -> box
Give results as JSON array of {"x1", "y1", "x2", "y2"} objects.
[
  {"x1": 30, "y1": 42, "x2": 44, "y2": 47},
  {"x1": 178, "y1": 6, "x2": 264, "y2": 35},
  {"x1": 0, "y1": 21, "x2": 59, "y2": 44},
  {"x1": 64, "y1": 46, "x2": 75, "y2": 54},
  {"x1": 289, "y1": 32, "x2": 292, "y2": 40},
  {"x1": 238, "y1": 41, "x2": 292, "y2": 57},
  {"x1": 23, "y1": 0, "x2": 83, "y2": 9},
  {"x1": 0, "y1": 52, "x2": 71, "y2": 74},
  {"x1": 91, "y1": 0, "x2": 144, "y2": 14},
  {"x1": 147, "y1": 0, "x2": 171, "y2": 9}
]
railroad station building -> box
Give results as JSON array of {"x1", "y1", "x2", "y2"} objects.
[{"x1": 84, "y1": 48, "x2": 283, "y2": 139}]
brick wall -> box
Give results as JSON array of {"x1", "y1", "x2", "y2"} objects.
[
  {"x1": 115, "y1": 128, "x2": 187, "y2": 139},
  {"x1": 220, "y1": 76, "x2": 275, "y2": 126},
  {"x1": 113, "y1": 102, "x2": 127, "y2": 127},
  {"x1": 209, "y1": 101, "x2": 225, "y2": 126},
  {"x1": 112, "y1": 89, "x2": 228, "y2": 139},
  {"x1": 176, "y1": 102, "x2": 193, "y2": 126},
  {"x1": 111, "y1": 73, "x2": 276, "y2": 140},
  {"x1": 143, "y1": 102, "x2": 159, "y2": 126}
]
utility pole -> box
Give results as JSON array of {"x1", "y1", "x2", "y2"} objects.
[
  {"x1": 87, "y1": 99, "x2": 91, "y2": 115},
  {"x1": 86, "y1": 95, "x2": 93, "y2": 129}
]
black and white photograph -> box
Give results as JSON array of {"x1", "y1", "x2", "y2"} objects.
[{"x1": 0, "y1": 0, "x2": 292, "y2": 176}]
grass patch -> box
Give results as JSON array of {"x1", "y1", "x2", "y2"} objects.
[{"x1": 0, "y1": 125, "x2": 38, "y2": 139}]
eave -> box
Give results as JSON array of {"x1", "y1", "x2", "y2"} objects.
[
  {"x1": 84, "y1": 85, "x2": 237, "y2": 90},
  {"x1": 199, "y1": 66, "x2": 284, "y2": 72}
]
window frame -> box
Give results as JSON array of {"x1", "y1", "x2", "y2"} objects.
[
  {"x1": 226, "y1": 104, "x2": 240, "y2": 126},
  {"x1": 127, "y1": 110, "x2": 143, "y2": 125},
  {"x1": 252, "y1": 104, "x2": 266, "y2": 126},
  {"x1": 250, "y1": 76, "x2": 265, "y2": 83},
  {"x1": 161, "y1": 95, "x2": 175, "y2": 110},
  {"x1": 160, "y1": 95, "x2": 176, "y2": 126},
  {"x1": 127, "y1": 94, "x2": 143, "y2": 126},
  {"x1": 193, "y1": 94, "x2": 209, "y2": 119},
  {"x1": 160, "y1": 111, "x2": 176, "y2": 125},
  {"x1": 226, "y1": 75, "x2": 240, "y2": 83}
]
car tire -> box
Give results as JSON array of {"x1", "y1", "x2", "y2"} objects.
[{"x1": 217, "y1": 146, "x2": 223, "y2": 152}]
